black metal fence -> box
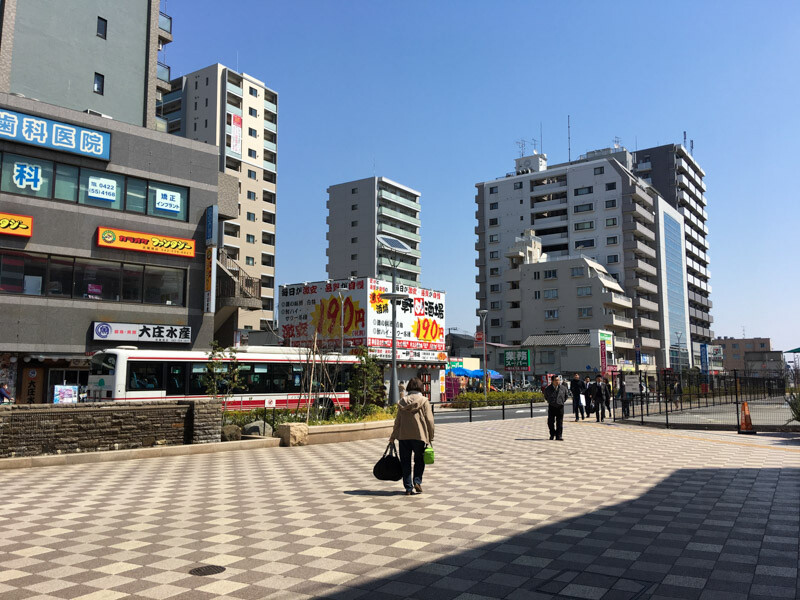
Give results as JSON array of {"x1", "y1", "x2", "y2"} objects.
[
  {"x1": 429, "y1": 397, "x2": 545, "y2": 423},
  {"x1": 610, "y1": 370, "x2": 795, "y2": 431}
]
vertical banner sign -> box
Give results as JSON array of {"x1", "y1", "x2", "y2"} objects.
[
  {"x1": 21, "y1": 367, "x2": 44, "y2": 404},
  {"x1": 600, "y1": 340, "x2": 607, "y2": 374},
  {"x1": 205, "y1": 205, "x2": 218, "y2": 246},
  {"x1": 700, "y1": 343, "x2": 709, "y2": 374},
  {"x1": 204, "y1": 246, "x2": 217, "y2": 314},
  {"x1": 231, "y1": 115, "x2": 242, "y2": 154}
]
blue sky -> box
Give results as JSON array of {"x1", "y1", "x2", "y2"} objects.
[{"x1": 164, "y1": 0, "x2": 800, "y2": 354}]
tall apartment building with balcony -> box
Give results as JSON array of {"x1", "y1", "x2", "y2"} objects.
[
  {"x1": 159, "y1": 64, "x2": 278, "y2": 337},
  {"x1": 0, "y1": 0, "x2": 172, "y2": 130},
  {"x1": 634, "y1": 145, "x2": 713, "y2": 355},
  {"x1": 475, "y1": 148, "x2": 691, "y2": 369},
  {"x1": 326, "y1": 177, "x2": 421, "y2": 286}
]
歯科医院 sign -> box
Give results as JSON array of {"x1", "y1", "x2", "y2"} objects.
[{"x1": 0, "y1": 108, "x2": 110, "y2": 160}]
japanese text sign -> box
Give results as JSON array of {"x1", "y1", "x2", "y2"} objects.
[
  {"x1": 504, "y1": 349, "x2": 530, "y2": 372},
  {"x1": 153, "y1": 188, "x2": 181, "y2": 212},
  {"x1": 88, "y1": 176, "x2": 117, "y2": 201},
  {"x1": 0, "y1": 211, "x2": 33, "y2": 237},
  {"x1": 93, "y1": 322, "x2": 192, "y2": 343},
  {"x1": 97, "y1": 227, "x2": 195, "y2": 257},
  {"x1": 0, "y1": 108, "x2": 110, "y2": 160}
]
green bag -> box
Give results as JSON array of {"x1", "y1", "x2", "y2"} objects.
[{"x1": 423, "y1": 444, "x2": 435, "y2": 465}]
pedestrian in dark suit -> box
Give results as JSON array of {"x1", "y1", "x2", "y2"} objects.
[
  {"x1": 590, "y1": 375, "x2": 610, "y2": 422},
  {"x1": 569, "y1": 373, "x2": 585, "y2": 421},
  {"x1": 544, "y1": 374, "x2": 569, "y2": 440}
]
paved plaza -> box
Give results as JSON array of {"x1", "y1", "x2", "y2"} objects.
[{"x1": 1, "y1": 419, "x2": 799, "y2": 600}]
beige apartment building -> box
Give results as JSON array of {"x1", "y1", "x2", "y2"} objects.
[
  {"x1": 502, "y1": 230, "x2": 636, "y2": 369},
  {"x1": 712, "y1": 336, "x2": 771, "y2": 372},
  {"x1": 159, "y1": 64, "x2": 278, "y2": 339}
]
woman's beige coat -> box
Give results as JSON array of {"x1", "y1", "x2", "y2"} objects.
[{"x1": 390, "y1": 392, "x2": 435, "y2": 445}]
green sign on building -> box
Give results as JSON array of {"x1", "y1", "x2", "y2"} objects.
[{"x1": 504, "y1": 349, "x2": 531, "y2": 372}]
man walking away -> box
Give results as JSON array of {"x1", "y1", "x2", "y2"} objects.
[
  {"x1": 544, "y1": 374, "x2": 569, "y2": 440},
  {"x1": 591, "y1": 375, "x2": 610, "y2": 422},
  {"x1": 570, "y1": 373, "x2": 585, "y2": 421},
  {"x1": 619, "y1": 378, "x2": 629, "y2": 418}
]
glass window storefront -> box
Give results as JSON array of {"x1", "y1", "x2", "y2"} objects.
[
  {"x1": 664, "y1": 215, "x2": 690, "y2": 370},
  {"x1": 1, "y1": 153, "x2": 54, "y2": 199}
]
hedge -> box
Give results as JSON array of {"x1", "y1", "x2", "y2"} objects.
[{"x1": 444, "y1": 391, "x2": 545, "y2": 409}]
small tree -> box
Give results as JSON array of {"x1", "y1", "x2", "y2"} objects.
[
  {"x1": 201, "y1": 341, "x2": 245, "y2": 409},
  {"x1": 348, "y1": 346, "x2": 385, "y2": 410},
  {"x1": 786, "y1": 393, "x2": 800, "y2": 425}
]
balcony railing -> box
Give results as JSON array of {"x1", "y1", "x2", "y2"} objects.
[
  {"x1": 157, "y1": 62, "x2": 171, "y2": 82},
  {"x1": 158, "y1": 12, "x2": 172, "y2": 33}
]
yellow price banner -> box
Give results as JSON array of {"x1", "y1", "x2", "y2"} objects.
[{"x1": 412, "y1": 317, "x2": 443, "y2": 342}]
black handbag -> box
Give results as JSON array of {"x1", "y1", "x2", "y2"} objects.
[{"x1": 373, "y1": 441, "x2": 403, "y2": 481}]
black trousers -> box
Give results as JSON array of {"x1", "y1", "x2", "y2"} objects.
[
  {"x1": 595, "y1": 398, "x2": 606, "y2": 421},
  {"x1": 398, "y1": 439, "x2": 426, "y2": 491},
  {"x1": 547, "y1": 404, "x2": 564, "y2": 439},
  {"x1": 573, "y1": 397, "x2": 585, "y2": 419}
]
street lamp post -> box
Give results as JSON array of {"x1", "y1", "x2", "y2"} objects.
[
  {"x1": 479, "y1": 309, "x2": 488, "y2": 405},
  {"x1": 675, "y1": 331, "x2": 683, "y2": 373}
]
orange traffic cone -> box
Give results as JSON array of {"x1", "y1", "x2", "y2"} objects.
[{"x1": 738, "y1": 401, "x2": 756, "y2": 435}]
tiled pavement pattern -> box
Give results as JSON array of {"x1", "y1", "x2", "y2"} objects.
[{"x1": 1, "y1": 420, "x2": 799, "y2": 600}]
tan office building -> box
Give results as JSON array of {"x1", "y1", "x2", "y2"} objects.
[{"x1": 159, "y1": 64, "x2": 278, "y2": 339}]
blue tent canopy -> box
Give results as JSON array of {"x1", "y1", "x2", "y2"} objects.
[
  {"x1": 471, "y1": 369, "x2": 504, "y2": 380},
  {"x1": 445, "y1": 367, "x2": 471, "y2": 377}
]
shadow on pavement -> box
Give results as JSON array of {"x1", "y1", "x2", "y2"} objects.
[
  {"x1": 321, "y1": 467, "x2": 800, "y2": 600},
  {"x1": 343, "y1": 490, "x2": 408, "y2": 497}
]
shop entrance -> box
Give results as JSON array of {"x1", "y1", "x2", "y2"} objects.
[{"x1": 47, "y1": 368, "x2": 89, "y2": 403}]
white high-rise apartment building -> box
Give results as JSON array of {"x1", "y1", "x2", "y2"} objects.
[
  {"x1": 326, "y1": 177, "x2": 421, "y2": 286},
  {"x1": 475, "y1": 147, "x2": 692, "y2": 370},
  {"x1": 159, "y1": 64, "x2": 278, "y2": 336}
]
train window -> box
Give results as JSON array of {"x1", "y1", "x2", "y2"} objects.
[
  {"x1": 166, "y1": 363, "x2": 186, "y2": 396},
  {"x1": 188, "y1": 363, "x2": 206, "y2": 395},
  {"x1": 248, "y1": 364, "x2": 270, "y2": 394},
  {"x1": 128, "y1": 362, "x2": 164, "y2": 390},
  {"x1": 90, "y1": 353, "x2": 116, "y2": 375}
]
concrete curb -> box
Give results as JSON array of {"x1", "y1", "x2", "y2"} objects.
[{"x1": 0, "y1": 437, "x2": 281, "y2": 471}]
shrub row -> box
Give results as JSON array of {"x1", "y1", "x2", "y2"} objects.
[{"x1": 444, "y1": 391, "x2": 544, "y2": 409}]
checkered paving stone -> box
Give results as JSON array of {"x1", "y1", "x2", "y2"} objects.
[{"x1": 1, "y1": 419, "x2": 799, "y2": 599}]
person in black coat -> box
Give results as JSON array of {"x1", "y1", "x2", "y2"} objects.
[
  {"x1": 569, "y1": 373, "x2": 585, "y2": 421},
  {"x1": 590, "y1": 374, "x2": 611, "y2": 422},
  {"x1": 544, "y1": 374, "x2": 569, "y2": 440}
]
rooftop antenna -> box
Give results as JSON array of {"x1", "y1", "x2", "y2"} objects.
[
  {"x1": 613, "y1": 136, "x2": 621, "y2": 149},
  {"x1": 567, "y1": 115, "x2": 571, "y2": 162},
  {"x1": 531, "y1": 136, "x2": 539, "y2": 153},
  {"x1": 690, "y1": 139, "x2": 694, "y2": 154},
  {"x1": 540, "y1": 121, "x2": 543, "y2": 156},
  {"x1": 683, "y1": 131, "x2": 687, "y2": 146},
  {"x1": 742, "y1": 325, "x2": 746, "y2": 338},
  {"x1": 515, "y1": 139, "x2": 527, "y2": 157}
]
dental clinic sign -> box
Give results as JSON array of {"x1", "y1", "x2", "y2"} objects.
[{"x1": 0, "y1": 108, "x2": 111, "y2": 160}]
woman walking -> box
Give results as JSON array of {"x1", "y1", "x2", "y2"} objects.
[{"x1": 389, "y1": 378, "x2": 435, "y2": 495}]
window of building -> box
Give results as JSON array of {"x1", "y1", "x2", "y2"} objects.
[
  {"x1": 93, "y1": 73, "x2": 105, "y2": 95},
  {"x1": 246, "y1": 212, "x2": 256, "y2": 221},
  {"x1": 143, "y1": 265, "x2": 184, "y2": 305},
  {"x1": 489, "y1": 218, "x2": 499, "y2": 226},
  {"x1": 351, "y1": 187, "x2": 358, "y2": 194},
  {"x1": 605, "y1": 199, "x2": 617, "y2": 208},
  {"x1": 545, "y1": 309, "x2": 559, "y2": 320},
  {"x1": 205, "y1": 77, "x2": 209, "y2": 85},
  {"x1": 351, "y1": 203, "x2": 357, "y2": 210},
  {"x1": 246, "y1": 234, "x2": 255, "y2": 244},
  {"x1": 574, "y1": 186, "x2": 593, "y2": 196},
  {"x1": 606, "y1": 217, "x2": 618, "y2": 227},
  {"x1": 543, "y1": 288, "x2": 558, "y2": 299},
  {"x1": 490, "y1": 318, "x2": 501, "y2": 327},
  {"x1": 351, "y1": 237, "x2": 358, "y2": 243},
  {"x1": 594, "y1": 166, "x2": 604, "y2": 175},
  {"x1": 534, "y1": 291, "x2": 541, "y2": 299},
  {"x1": 249, "y1": 87, "x2": 258, "y2": 97},
  {"x1": 607, "y1": 255, "x2": 619, "y2": 264},
  {"x1": 575, "y1": 239, "x2": 595, "y2": 250},
  {"x1": 490, "y1": 267, "x2": 500, "y2": 276},
  {"x1": 577, "y1": 285, "x2": 592, "y2": 297},
  {"x1": 509, "y1": 281, "x2": 519, "y2": 290},
  {"x1": 350, "y1": 254, "x2": 357, "y2": 260},
  {"x1": 732, "y1": 343, "x2": 739, "y2": 349},
  {"x1": 249, "y1": 107, "x2": 258, "y2": 117},
  {"x1": 606, "y1": 236, "x2": 618, "y2": 245},
  {"x1": 733, "y1": 353, "x2": 740, "y2": 359},
  {"x1": 745, "y1": 343, "x2": 753, "y2": 349},
  {"x1": 574, "y1": 221, "x2": 594, "y2": 231},
  {"x1": 491, "y1": 336, "x2": 502, "y2": 343},
  {"x1": 247, "y1": 149, "x2": 257, "y2": 159},
  {"x1": 578, "y1": 307, "x2": 593, "y2": 318},
  {"x1": 611, "y1": 273, "x2": 619, "y2": 281},
  {"x1": 760, "y1": 343, "x2": 766, "y2": 348},
  {"x1": 489, "y1": 251, "x2": 499, "y2": 259},
  {"x1": 571, "y1": 267, "x2": 585, "y2": 277},
  {"x1": 544, "y1": 269, "x2": 557, "y2": 279},
  {"x1": 245, "y1": 257, "x2": 255, "y2": 266},
  {"x1": 248, "y1": 128, "x2": 257, "y2": 137},
  {"x1": 489, "y1": 234, "x2": 499, "y2": 243},
  {"x1": 489, "y1": 186, "x2": 498, "y2": 194},
  {"x1": 96, "y1": 17, "x2": 107, "y2": 39},
  {"x1": 574, "y1": 202, "x2": 593, "y2": 213},
  {"x1": 246, "y1": 190, "x2": 256, "y2": 200},
  {"x1": 204, "y1": 119, "x2": 208, "y2": 128},
  {"x1": 247, "y1": 169, "x2": 256, "y2": 180},
  {"x1": 146, "y1": 180, "x2": 187, "y2": 221},
  {"x1": 78, "y1": 167, "x2": 125, "y2": 211},
  {"x1": 533, "y1": 271, "x2": 540, "y2": 280},
  {"x1": 513, "y1": 182, "x2": 523, "y2": 190},
  {"x1": 1, "y1": 153, "x2": 54, "y2": 199},
  {"x1": 489, "y1": 202, "x2": 498, "y2": 210},
  {"x1": 490, "y1": 284, "x2": 500, "y2": 292},
  {"x1": 490, "y1": 301, "x2": 501, "y2": 309},
  {"x1": 606, "y1": 182, "x2": 617, "y2": 191}
]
